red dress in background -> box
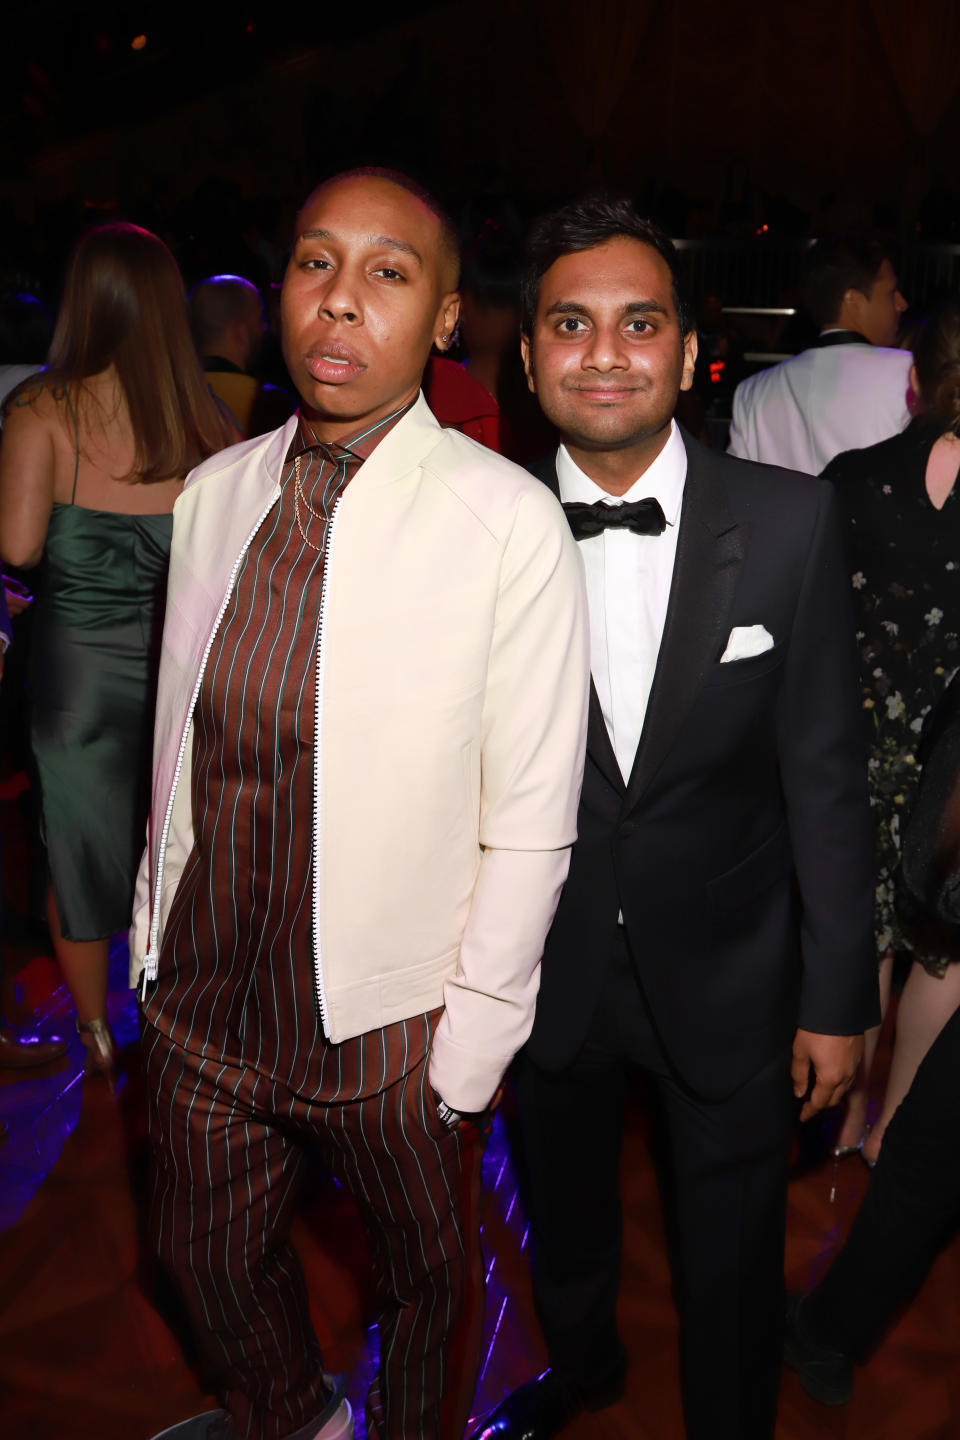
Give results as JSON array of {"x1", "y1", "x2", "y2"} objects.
[{"x1": 423, "y1": 355, "x2": 504, "y2": 455}]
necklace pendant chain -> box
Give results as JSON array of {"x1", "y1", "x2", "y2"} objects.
[{"x1": 293, "y1": 454, "x2": 326, "y2": 552}]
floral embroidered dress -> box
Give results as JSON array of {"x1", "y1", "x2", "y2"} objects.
[{"x1": 826, "y1": 417, "x2": 960, "y2": 972}]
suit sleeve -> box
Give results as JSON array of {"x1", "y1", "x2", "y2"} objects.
[
  {"x1": 727, "y1": 379, "x2": 753, "y2": 459},
  {"x1": 776, "y1": 479, "x2": 880, "y2": 1034},
  {"x1": 428, "y1": 485, "x2": 590, "y2": 1112}
]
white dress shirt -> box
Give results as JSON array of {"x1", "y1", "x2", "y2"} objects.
[{"x1": 557, "y1": 420, "x2": 686, "y2": 783}]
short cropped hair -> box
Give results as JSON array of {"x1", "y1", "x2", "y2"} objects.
[
  {"x1": 801, "y1": 234, "x2": 890, "y2": 329},
  {"x1": 521, "y1": 196, "x2": 690, "y2": 337},
  {"x1": 461, "y1": 211, "x2": 524, "y2": 309},
  {"x1": 308, "y1": 166, "x2": 460, "y2": 285},
  {"x1": 189, "y1": 275, "x2": 262, "y2": 351}
]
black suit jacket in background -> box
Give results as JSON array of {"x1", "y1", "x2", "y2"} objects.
[{"x1": 528, "y1": 431, "x2": 879, "y2": 1102}]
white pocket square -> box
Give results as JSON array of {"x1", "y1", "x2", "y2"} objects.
[{"x1": 720, "y1": 624, "x2": 774, "y2": 663}]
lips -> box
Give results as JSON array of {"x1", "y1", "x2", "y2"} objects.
[
  {"x1": 571, "y1": 386, "x2": 636, "y2": 402},
  {"x1": 304, "y1": 340, "x2": 366, "y2": 385}
]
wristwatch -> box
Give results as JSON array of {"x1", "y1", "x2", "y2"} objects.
[{"x1": 434, "y1": 1095, "x2": 464, "y2": 1130}]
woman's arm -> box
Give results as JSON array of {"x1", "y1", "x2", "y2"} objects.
[{"x1": 0, "y1": 394, "x2": 56, "y2": 568}]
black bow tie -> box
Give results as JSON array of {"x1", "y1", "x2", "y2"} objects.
[{"x1": 562, "y1": 497, "x2": 667, "y2": 541}]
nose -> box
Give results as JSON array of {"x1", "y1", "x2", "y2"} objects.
[
  {"x1": 895, "y1": 290, "x2": 908, "y2": 314},
  {"x1": 319, "y1": 268, "x2": 361, "y2": 324},
  {"x1": 583, "y1": 324, "x2": 628, "y2": 372}
]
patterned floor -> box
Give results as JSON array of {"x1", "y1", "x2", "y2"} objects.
[{"x1": 1, "y1": 926, "x2": 959, "y2": 1437}]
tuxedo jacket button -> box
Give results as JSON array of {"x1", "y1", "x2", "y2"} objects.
[{"x1": 618, "y1": 822, "x2": 637, "y2": 839}]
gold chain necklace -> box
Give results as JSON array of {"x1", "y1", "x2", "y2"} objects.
[{"x1": 293, "y1": 455, "x2": 326, "y2": 551}]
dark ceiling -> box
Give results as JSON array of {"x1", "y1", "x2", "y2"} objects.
[{"x1": 4, "y1": 2, "x2": 449, "y2": 159}]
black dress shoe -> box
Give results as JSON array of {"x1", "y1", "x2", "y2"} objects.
[
  {"x1": 783, "y1": 1291, "x2": 854, "y2": 1406},
  {"x1": 467, "y1": 1366, "x2": 625, "y2": 1439}
]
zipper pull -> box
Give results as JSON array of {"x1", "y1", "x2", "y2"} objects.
[{"x1": 138, "y1": 949, "x2": 159, "y2": 1002}]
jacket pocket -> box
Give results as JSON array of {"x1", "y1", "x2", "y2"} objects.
[
  {"x1": 379, "y1": 947, "x2": 461, "y2": 1014},
  {"x1": 701, "y1": 640, "x2": 786, "y2": 689}
]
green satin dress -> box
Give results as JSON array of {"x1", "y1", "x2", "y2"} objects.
[{"x1": 30, "y1": 425, "x2": 173, "y2": 942}]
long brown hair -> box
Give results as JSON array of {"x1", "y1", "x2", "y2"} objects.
[
  {"x1": 46, "y1": 223, "x2": 233, "y2": 481},
  {"x1": 912, "y1": 300, "x2": 960, "y2": 439}
]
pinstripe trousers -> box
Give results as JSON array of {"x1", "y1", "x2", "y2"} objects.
[{"x1": 143, "y1": 1019, "x2": 486, "y2": 1440}]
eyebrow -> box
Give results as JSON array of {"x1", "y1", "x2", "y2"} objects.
[
  {"x1": 298, "y1": 228, "x2": 424, "y2": 268},
  {"x1": 544, "y1": 299, "x2": 670, "y2": 320}
]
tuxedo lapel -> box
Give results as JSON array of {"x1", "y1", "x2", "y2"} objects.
[
  {"x1": 622, "y1": 436, "x2": 746, "y2": 815},
  {"x1": 587, "y1": 676, "x2": 626, "y2": 795},
  {"x1": 529, "y1": 451, "x2": 626, "y2": 796}
]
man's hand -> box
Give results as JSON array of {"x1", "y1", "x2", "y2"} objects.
[{"x1": 791, "y1": 1029, "x2": 863, "y2": 1122}]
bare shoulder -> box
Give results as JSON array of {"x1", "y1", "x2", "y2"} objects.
[
  {"x1": 3, "y1": 376, "x2": 65, "y2": 433},
  {"x1": 0, "y1": 382, "x2": 69, "y2": 473}
]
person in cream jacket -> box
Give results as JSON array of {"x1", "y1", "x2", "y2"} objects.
[{"x1": 134, "y1": 169, "x2": 589, "y2": 1440}]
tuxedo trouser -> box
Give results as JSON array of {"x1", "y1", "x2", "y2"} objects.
[
  {"x1": 143, "y1": 1020, "x2": 486, "y2": 1440},
  {"x1": 514, "y1": 930, "x2": 793, "y2": 1440},
  {"x1": 806, "y1": 998, "x2": 960, "y2": 1360}
]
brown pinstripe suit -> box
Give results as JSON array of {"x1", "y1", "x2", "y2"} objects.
[{"x1": 143, "y1": 409, "x2": 485, "y2": 1440}]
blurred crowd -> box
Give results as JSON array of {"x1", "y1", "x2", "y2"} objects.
[{"x1": 0, "y1": 177, "x2": 959, "y2": 1440}]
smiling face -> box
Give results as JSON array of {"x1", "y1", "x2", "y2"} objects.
[
  {"x1": 281, "y1": 175, "x2": 459, "y2": 439},
  {"x1": 522, "y1": 236, "x2": 696, "y2": 474}
]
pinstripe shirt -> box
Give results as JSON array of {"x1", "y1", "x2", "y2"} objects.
[{"x1": 144, "y1": 403, "x2": 433, "y2": 1099}]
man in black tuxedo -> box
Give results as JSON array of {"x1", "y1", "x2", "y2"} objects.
[{"x1": 469, "y1": 198, "x2": 879, "y2": 1440}]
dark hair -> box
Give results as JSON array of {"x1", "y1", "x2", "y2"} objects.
[
  {"x1": 520, "y1": 196, "x2": 690, "y2": 337},
  {"x1": 461, "y1": 213, "x2": 524, "y2": 310},
  {"x1": 912, "y1": 300, "x2": 960, "y2": 436},
  {"x1": 304, "y1": 166, "x2": 460, "y2": 282},
  {"x1": 44, "y1": 223, "x2": 233, "y2": 482},
  {"x1": 801, "y1": 234, "x2": 890, "y2": 329},
  {"x1": 189, "y1": 274, "x2": 263, "y2": 350},
  {"x1": 0, "y1": 290, "x2": 53, "y2": 365}
]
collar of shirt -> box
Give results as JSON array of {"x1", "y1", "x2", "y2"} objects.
[
  {"x1": 556, "y1": 419, "x2": 686, "y2": 527},
  {"x1": 285, "y1": 397, "x2": 417, "y2": 466},
  {"x1": 816, "y1": 328, "x2": 871, "y2": 347}
]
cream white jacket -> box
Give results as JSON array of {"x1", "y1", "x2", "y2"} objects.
[{"x1": 129, "y1": 396, "x2": 589, "y2": 1111}]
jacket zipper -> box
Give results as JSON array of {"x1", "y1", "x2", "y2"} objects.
[
  {"x1": 310, "y1": 492, "x2": 343, "y2": 1034},
  {"x1": 141, "y1": 490, "x2": 281, "y2": 990}
]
